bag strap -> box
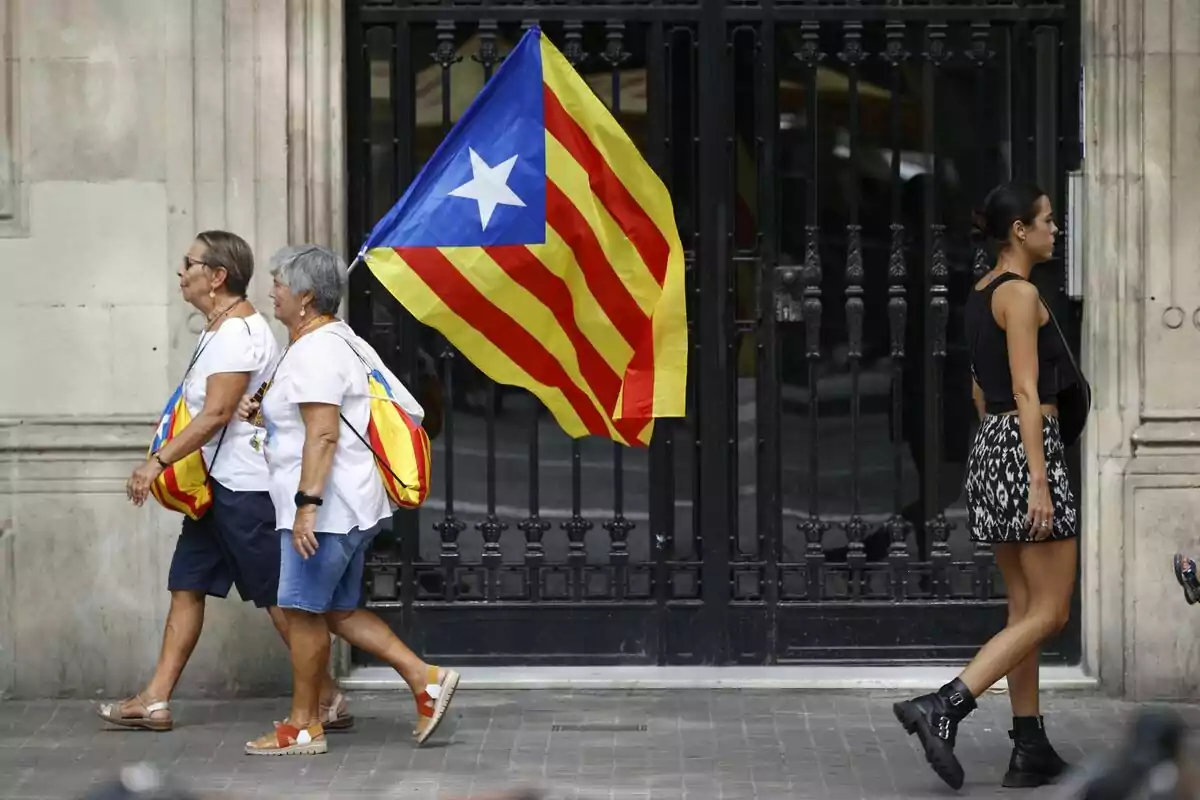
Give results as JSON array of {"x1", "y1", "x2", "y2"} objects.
[
  {"x1": 1037, "y1": 295, "x2": 1091, "y2": 404},
  {"x1": 330, "y1": 333, "x2": 417, "y2": 492},
  {"x1": 180, "y1": 317, "x2": 252, "y2": 475}
]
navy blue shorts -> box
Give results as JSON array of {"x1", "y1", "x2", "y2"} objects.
[{"x1": 167, "y1": 480, "x2": 280, "y2": 608}]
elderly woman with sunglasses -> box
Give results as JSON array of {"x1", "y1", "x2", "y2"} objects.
[
  {"x1": 241, "y1": 245, "x2": 459, "y2": 756},
  {"x1": 100, "y1": 232, "x2": 351, "y2": 732}
]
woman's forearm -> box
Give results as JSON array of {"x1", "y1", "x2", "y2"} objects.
[{"x1": 297, "y1": 404, "x2": 341, "y2": 499}]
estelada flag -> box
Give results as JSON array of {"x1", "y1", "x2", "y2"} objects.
[
  {"x1": 148, "y1": 385, "x2": 215, "y2": 520},
  {"x1": 359, "y1": 26, "x2": 686, "y2": 447}
]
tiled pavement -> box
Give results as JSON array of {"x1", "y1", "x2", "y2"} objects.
[{"x1": 1, "y1": 690, "x2": 1198, "y2": 799}]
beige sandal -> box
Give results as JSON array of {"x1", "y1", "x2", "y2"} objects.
[
  {"x1": 320, "y1": 691, "x2": 355, "y2": 731},
  {"x1": 413, "y1": 665, "x2": 460, "y2": 745},
  {"x1": 97, "y1": 695, "x2": 173, "y2": 732}
]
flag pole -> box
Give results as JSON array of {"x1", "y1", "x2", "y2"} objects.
[{"x1": 347, "y1": 254, "x2": 363, "y2": 276}]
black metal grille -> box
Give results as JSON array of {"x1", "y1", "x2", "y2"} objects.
[{"x1": 345, "y1": 0, "x2": 1082, "y2": 666}]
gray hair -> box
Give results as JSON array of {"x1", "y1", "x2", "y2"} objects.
[{"x1": 269, "y1": 245, "x2": 347, "y2": 315}]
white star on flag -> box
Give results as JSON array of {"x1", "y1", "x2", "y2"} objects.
[{"x1": 448, "y1": 148, "x2": 526, "y2": 230}]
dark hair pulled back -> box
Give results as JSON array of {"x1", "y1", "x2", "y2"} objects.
[
  {"x1": 970, "y1": 181, "x2": 1046, "y2": 247},
  {"x1": 195, "y1": 230, "x2": 254, "y2": 297}
]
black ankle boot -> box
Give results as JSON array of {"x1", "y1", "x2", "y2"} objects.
[
  {"x1": 893, "y1": 678, "x2": 977, "y2": 790},
  {"x1": 1002, "y1": 716, "x2": 1069, "y2": 788}
]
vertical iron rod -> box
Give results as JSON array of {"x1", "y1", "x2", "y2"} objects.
[
  {"x1": 839, "y1": 19, "x2": 866, "y2": 596},
  {"x1": 796, "y1": 20, "x2": 828, "y2": 603},
  {"x1": 884, "y1": 20, "x2": 911, "y2": 601}
]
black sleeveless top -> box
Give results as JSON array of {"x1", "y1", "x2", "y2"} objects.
[{"x1": 964, "y1": 272, "x2": 1075, "y2": 414}]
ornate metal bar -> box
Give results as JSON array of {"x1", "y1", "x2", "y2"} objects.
[
  {"x1": 967, "y1": 20, "x2": 996, "y2": 281},
  {"x1": 967, "y1": 20, "x2": 998, "y2": 599},
  {"x1": 923, "y1": 21, "x2": 954, "y2": 598},
  {"x1": 839, "y1": 19, "x2": 867, "y2": 595},
  {"x1": 559, "y1": 20, "x2": 592, "y2": 605},
  {"x1": 602, "y1": 19, "x2": 633, "y2": 601},
  {"x1": 795, "y1": 21, "x2": 827, "y2": 602},
  {"x1": 431, "y1": 20, "x2": 465, "y2": 601},
  {"x1": 513, "y1": 18, "x2": 546, "y2": 607},
  {"x1": 645, "y1": 19, "x2": 672, "y2": 656},
  {"x1": 883, "y1": 20, "x2": 912, "y2": 601}
]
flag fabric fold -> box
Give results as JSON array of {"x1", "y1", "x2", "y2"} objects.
[{"x1": 361, "y1": 26, "x2": 687, "y2": 447}]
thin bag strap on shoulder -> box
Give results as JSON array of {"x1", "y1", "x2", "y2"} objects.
[
  {"x1": 1037, "y1": 295, "x2": 1089, "y2": 399},
  {"x1": 330, "y1": 332, "x2": 415, "y2": 491},
  {"x1": 200, "y1": 318, "x2": 251, "y2": 473}
]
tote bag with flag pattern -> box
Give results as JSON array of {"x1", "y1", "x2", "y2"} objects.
[
  {"x1": 147, "y1": 325, "x2": 235, "y2": 520},
  {"x1": 148, "y1": 386, "x2": 226, "y2": 520},
  {"x1": 336, "y1": 337, "x2": 431, "y2": 510}
]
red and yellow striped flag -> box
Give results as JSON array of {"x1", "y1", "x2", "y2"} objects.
[{"x1": 360, "y1": 27, "x2": 686, "y2": 446}]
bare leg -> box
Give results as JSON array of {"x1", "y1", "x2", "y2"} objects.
[
  {"x1": 994, "y1": 543, "x2": 1040, "y2": 718},
  {"x1": 325, "y1": 609, "x2": 428, "y2": 692},
  {"x1": 282, "y1": 608, "x2": 330, "y2": 727},
  {"x1": 267, "y1": 606, "x2": 341, "y2": 707},
  {"x1": 959, "y1": 538, "x2": 1077, "y2": 697},
  {"x1": 119, "y1": 590, "x2": 207, "y2": 720}
]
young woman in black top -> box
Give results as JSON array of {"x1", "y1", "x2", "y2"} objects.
[{"x1": 893, "y1": 183, "x2": 1079, "y2": 790}]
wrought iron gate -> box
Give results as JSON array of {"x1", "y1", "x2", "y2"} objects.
[{"x1": 346, "y1": 0, "x2": 1083, "y2": 666}]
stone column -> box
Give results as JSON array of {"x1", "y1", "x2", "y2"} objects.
[
  {"x1": 0, "y1": 0, "x2": 344, "y2": 698},
  {"x1": 1082, "y1": 0, "x2": 1200, "y2": 699}
]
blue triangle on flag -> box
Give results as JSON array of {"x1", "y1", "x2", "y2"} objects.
[{"x1": 362, "y1": 27, "x2": 547, "y2": 251}]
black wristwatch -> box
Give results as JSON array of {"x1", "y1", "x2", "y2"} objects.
[{"x1": 294, "y1": 491, "x2": 324, "y2": 509}]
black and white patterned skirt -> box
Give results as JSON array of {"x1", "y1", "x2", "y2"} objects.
[{"x1": 964, "y1": 414, "x2": 1079, "y2": 544}]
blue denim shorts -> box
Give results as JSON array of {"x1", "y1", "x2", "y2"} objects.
[{"x1": 276, "y1": 524, "x2": 382, "y2": 613}]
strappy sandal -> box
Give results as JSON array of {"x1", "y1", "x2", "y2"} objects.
[
  {"x1": 244, "y1": 720, "x2": 327, "y2": 756},
  {"x1": 97, "y1": 694, "x2": 173, "y2": 732},
  {"x1": 320, "y1": 691, "x2": 355, "y2": 731},
  {"x1": 413, "y1": 665, "x2": 460, "y2": 745}
]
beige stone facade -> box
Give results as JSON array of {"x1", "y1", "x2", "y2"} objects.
[
  {"x1": 0, "y1": 0, "x2": 344, "y2": 698},
  {"x1": 1080, "y1": 0, "x2": 1200, "y2": 699},
  {"x1": 0, "y1": 0, "x2": 1198, "y2": 699}
]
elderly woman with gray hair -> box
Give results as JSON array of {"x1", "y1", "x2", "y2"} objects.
[{"x1": 241, "y1": 245, "x2": 459, "y2": 756}]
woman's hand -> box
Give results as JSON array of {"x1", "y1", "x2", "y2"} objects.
[
  {"x1": 238, "y1": 394, "x2": 261, "y2": 423},
  {"x1": 292, "y1": 507, "x2": 319, "y2": 560},
  {"x1": 1027, "y1": 475, "x2": 1055, "y2": 540},
  {"x1": 126, "y1": 457, "x2": 164, "y2": 506}
]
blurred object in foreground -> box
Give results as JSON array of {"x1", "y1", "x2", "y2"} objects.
[
  {"x1": 78, "y1": 763, "x2": 200, "y2": 800},
  {"x1": 1054, "y1": 708, "x2": 1195, "y2": 800}
]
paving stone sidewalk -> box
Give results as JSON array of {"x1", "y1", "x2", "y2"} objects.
[{"x1": 2, "y1": 690, "x2": 1197, "y2": 800}]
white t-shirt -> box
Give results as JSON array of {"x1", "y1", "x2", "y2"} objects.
[
  {"x1": 181, "y1": 314, "x2": 279, "y2": 492},
  {"x1": 261, "y1": 320, "x2": 424, "y2": 534}
]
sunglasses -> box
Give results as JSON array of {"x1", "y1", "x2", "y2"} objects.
[{"x1": 181, "y1": 255, "x2": 216, "y2": 271}]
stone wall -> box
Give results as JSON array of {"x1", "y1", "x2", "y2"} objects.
[
  {"x1": 0, "y1": 0, "x2": 344, "y2": 699},
  {"x1": 1081, "y1": 0, "x2": 1200, "y2": 699}
]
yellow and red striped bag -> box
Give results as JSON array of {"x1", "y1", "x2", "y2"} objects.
[
  {"x1": 361, "y1": 368, "x2": 431, "y2": 509},
  {"x1": 336, "y1": 337, "x2": 432, "y2": 509},
  {"x1": 148, "y1": 385, "x2": 223, "y2": 520}
]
